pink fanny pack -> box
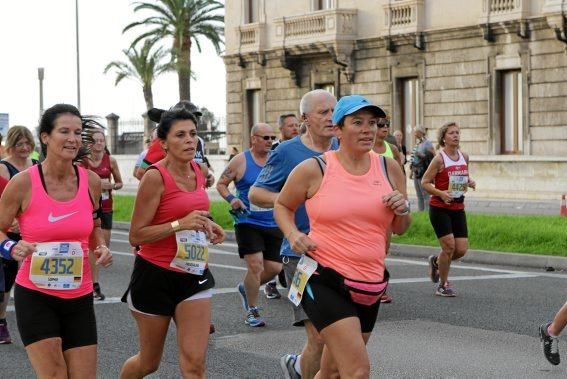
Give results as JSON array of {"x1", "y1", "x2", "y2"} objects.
[
  {"x1": 310, "y1": 256, "x2": 389, "y2": 307},
  {"x1": 343, "y1": 272, "x2": 389, "y2": 306}
]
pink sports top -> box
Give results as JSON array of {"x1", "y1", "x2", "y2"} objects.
[
  {"x1": 305, "y1": 151, "x2": 395, "y2": 282},
  {"x1": 138, "y1": 161, "x2": 210, "y2": 271},
  {"x1": 16, "y1": 165, "x2": 94, "y2": 299}
]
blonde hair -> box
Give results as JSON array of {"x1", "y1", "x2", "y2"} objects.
[
  {"x1": 6, "y1": 126, "x2": 35, "y2": 151},
  {"x1": 437, "y1": 121, "x2": 458, "y2": 148}
]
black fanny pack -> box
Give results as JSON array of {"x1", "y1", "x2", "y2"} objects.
[{"x1": 312, "y1": 260, "x2": 389, "y2": 306}]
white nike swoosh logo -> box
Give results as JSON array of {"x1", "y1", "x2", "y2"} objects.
[
  {"x1": 198, "y1": 279, "x2": 208, "y2": 285},
  {"x1": 48, "y1": 211, "x2": 78, "y2": 223}
]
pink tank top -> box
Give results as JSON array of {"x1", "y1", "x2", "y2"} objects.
[
  {"x1": 305, "y1": 151, "x2": 394, "y2": 282},
  {"x1": 138, "y1": 161, "x2": 210, "y2": 271},
  {"x1": 16, "y1": 165, "x2": 94, "y2": 299}
]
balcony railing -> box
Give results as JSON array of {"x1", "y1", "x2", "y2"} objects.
[
  {"x1": 274, "y1": 9, "x2": 357, "y2": 49},
  {"x1": 382, "y1": 0, "x2": 424, "y2": 35},
  {"x1": 236, "y1": 22, "x2": 266, "y2": 54},
  {"x1": 479, "y1": 0, "x2": 529, "y2": 23}
]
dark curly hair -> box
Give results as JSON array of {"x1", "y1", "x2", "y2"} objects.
[
  {"x1": 38, "y1": 104, "x2": 104, "y2": 162},
  {"x1": 157, "y1": 108, "x2": 198, "y2": 140}
]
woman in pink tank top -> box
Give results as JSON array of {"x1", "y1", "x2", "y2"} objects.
[
  {"x1": 0, "y1": 104, "x2": 112, "y2": 378},
  {"x1": 121, "y1": 107, "x2": 224, "y2": 378},
  {"x1": 275, "y1": 95, "x2": 411, "y2": 378}
]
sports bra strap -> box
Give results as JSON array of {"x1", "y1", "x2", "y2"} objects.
[
  {"x1": 312, "y1": 155, "x2": 327, "y2": 176},
  {"x1": 379, "y1": 155, "x2": 396, "y2": 191}
]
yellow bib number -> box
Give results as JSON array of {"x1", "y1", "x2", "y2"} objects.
[
  {"x1": 170, "y1": 230, "x2": 209, "y2": 275},
  {"x1": 29, "y1": 242, "x2": 83, "y2": 290}
]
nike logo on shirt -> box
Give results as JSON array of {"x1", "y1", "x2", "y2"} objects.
[
  {"x1": 198, "y1": 279, "x2": 208, "y2": 285},
  {"x1": 48, "y1": 211, "x2": 78, "y2": 223}
]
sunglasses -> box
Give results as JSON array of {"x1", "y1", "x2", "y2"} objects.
[
  {"x1": 254, "y1": 135, "x2": 277, "y2": 141},
  {"x1": 377, "y1": 123, "x2": 389, "y2": 128}
]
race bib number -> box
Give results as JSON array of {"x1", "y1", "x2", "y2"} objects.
[
  {"x1": 29, "y1": 242, "x2": 83, "y2": 290},
  {"x1": 448, "y1": 175, "x2": 468, "y2": 198},
  {"x1": 288, "y1": 255, "x2": 318, "y2": 306},
  {"x1": 170, "y1": 230, "x2": 209, "y2": 275},
  {"x1": 249, "y1": 203, "x2": 272, "y2": 212},
  {"x1": 101, "y1": 190, "x2": 110, "y2": 201}
]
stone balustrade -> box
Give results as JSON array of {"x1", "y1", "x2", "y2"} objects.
[
  {"x1": 382, "y1": 0, "x2": 424, "y2": 35},
  {"x1": 237, "y1": 22, "x2": 266, "y2": 53},
  {"x1": 479, "y1": 0, "x2": 529, "y2": 24},
  {"x1": 273, "y1": 9, "x2": 357, "y2": 48}
]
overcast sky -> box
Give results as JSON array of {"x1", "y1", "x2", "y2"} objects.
[{"x1": 0, "y1": 0, "x2": 226, "y2": 131}]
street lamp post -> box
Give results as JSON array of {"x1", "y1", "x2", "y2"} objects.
[
  {"x1": 75, "y1": 0, "x2": 81, "y2": 109},
  {"x1": 38, "y1": 67, "x2": 44, "y2": 120}
]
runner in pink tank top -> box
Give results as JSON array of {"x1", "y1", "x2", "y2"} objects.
[
  {"x1": 0, "y1": 104, "x2": 112, "y2": 378},
  {"x1": 275, "y1": 95, "x2": 411, "y2": 377},
  {"x1": 122, "y1": 107, "x2": 225, "y2": 378}
]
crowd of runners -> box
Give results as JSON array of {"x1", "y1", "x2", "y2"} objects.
[{"x1": 0, "y1": 90, "x2": 563, "y2": 377}]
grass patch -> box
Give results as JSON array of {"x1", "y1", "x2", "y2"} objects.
[
  {"x1": 114, "y1": 195, "x2": 567, "y2": 256},
  {"x1": 114, "y1": 195, "x2": 234, "y2": 230},
  {"x1": 392, "y1": 211, "x2": 567, "y2": 256}
]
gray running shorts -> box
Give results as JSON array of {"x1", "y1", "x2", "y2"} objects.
[{"x1": 283, "y1": 255, "x2": 308, "y2": 327}]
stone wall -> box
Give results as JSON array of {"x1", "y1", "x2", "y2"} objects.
[{"x1": 224, "y1": 17, "x2": 567, "y2": 200}]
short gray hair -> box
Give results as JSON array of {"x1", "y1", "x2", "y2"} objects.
[
  {"x1": 278, "y1": 113, "x2": 297, "y2": 127},
  {"x1": 250, "y1": 123, "x2": 272, "y2": 136},
  {"x1": 299, "y1": 89, "x2": 334, "y2": 115}
]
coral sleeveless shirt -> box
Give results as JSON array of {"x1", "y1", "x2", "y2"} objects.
[
  {"x1": 138, "y1": 161, "x2": 210, "y2": 272},
  {"x1": 305, "y1": 151, "x2": 394, "y2": 282}
]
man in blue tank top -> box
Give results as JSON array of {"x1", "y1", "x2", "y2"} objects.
[{"x1": 216, "y1": 123, "x2": 282, "y2": 328}]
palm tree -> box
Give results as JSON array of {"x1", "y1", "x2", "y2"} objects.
[
  {"x1": 104, "y1": 39, "x2": 172, "y2": 136},
  {"x1": 123, "y1": 0, "x2": 224, "y2": 101}
]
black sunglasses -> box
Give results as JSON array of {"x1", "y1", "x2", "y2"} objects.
[
  {"x1": 254, "y1": 135, "x2": 277, "y2": 141},
  {"x1": 377, "y1": 123, "x2": 389, "y2": 128}
]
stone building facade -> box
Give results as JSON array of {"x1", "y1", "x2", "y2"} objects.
[{"x1": 223, "y1": 0, "x2": 567, "y2": 200}]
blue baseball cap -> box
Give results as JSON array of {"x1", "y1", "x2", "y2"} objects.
[{"x1": 332, "y1": 95, "x2": 387, "y2": 125}]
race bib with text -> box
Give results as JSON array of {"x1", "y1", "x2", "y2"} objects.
[
  {"x1": 29, "y1": 242, "x2": 84, "y2": 290},
  {"x1": 170, "y1": 230, "x2": 209, "y2": 275}
]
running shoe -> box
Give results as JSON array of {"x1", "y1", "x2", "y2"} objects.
[
  {"x1": 435, "y1": 283, "x2": 456, "y2": 297},
  {"x1": 237, "y1": 282, "x2": 249, "y2": 310},
  {"x1": 245, "y1": 307, "x2": 266, "y2": 327},
  {"x1": 428, "y1": 255, "x2": 439, "y2": 283},
  {"x1": 93, "y1": 283, "x2": 106, "y2": 301},
  {"x1": 264, "y1": 281, "x2": 282, "y2": 299},
  {"x1": 540, "y1": 322, "x2": 560, "y2": 365},
  {"x1": 380, "y1": 293, "x2": 392, "y2": 303},
  {"x1": 0, "y1": 323, "x2": 11, "y2": 344},
  {"x1": 278, "y1": 269, "x2": 288, "y2": 288},
  {"x1": 280, "y1": 354, "x2": 301, "y2": 379}
]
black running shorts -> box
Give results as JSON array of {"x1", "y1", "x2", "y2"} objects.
[
  {"x1": 429, "y1": 205, "x2": 468, "y2": 239},
  {"x1": 3, "y1": 232, "x2": 22, "y2": 292},
  {"x1": 14, "y1": 284, "x2": 97, "y2": 350},
  {"x1": 301, "y1": 273, "x2": 380, "y2": 334},
  {"x1": 2, "y1": 258, "x2": 18, "y2": 292},
  {"x1": 121, "y1": 255, "x2": 215, "y2": 317},
  {"x1": 234, "y1": 223, "x2": 283, "y2": 262},
  {"x1": 100, "y1": 211, "x2": 113, "y2": 230}
]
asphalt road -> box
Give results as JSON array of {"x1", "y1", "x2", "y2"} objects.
[{"x1": 1, "y1": 230, "x2": 566, "y2": 378}]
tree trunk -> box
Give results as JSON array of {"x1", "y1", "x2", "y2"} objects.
[
  {"x1": 177, "y1": 37, "x2": 192, "y2": 101},
  {"x1": 143, "y1": 85, "x2": 155, "y2": 140}
]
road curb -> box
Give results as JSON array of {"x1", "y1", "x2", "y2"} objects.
[{"x1": 113, "y1": 221, "x2": 567, "y2": 271}]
